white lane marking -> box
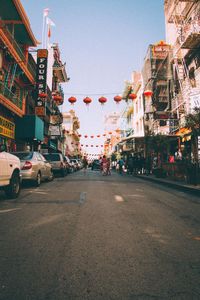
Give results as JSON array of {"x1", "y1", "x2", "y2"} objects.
[
  {"x1": 115, "y1": 195, "x2": 124, "y2": 202},
  {"x1": 31, "y1": 191, "x2": 48, "y2": 195},
  {"x1": 0, "y1": 208, "x2": 21, "y2": 213},
  {"x1": 79, "y1": 192, "x2": 86, "y2": 204},
  {"x1": 126, "y1": 194, "x2": 145, "y2": 198},
  {"x1": 136, "y1": 188, "x2": 144, "y2": 192}
]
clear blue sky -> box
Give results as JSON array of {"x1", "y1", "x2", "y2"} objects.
[{"x1": 21, "y1": 0, "x2": 165, "y2": 154}]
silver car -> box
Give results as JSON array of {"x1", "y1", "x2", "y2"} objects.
[
  {"x1": 12, "y1": 151, "x2": 54, "y2": 186},
  {"x1": 43, "y1": 153, "x2": 67, "y2": 177}
]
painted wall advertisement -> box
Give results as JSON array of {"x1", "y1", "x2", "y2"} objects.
[{"x1": 35, "y1": 49, "x2": 48, "y2": 116}]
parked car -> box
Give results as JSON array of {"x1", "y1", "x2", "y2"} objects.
[
  {"x1": 70, "y1": 159, "x2": 80, "y2": 171},
  {"x1": 91, "y1": 159, "x2": 101, "y2": 170},
  {"x1": 43, "y1": 153, "x2": 67, "y2": 177},
  {"x1": 0, "y1": 144, "x2": 21, "y2": 198},
  {"x1": 11, "y1": 151, "x2": 54, "y2": 186},
  {"x1": 64, "y1": 156, "x2": 73, "y2": 174},
  {"x1": 77, "y1": 159, "x2": 83, "y2": 169}
]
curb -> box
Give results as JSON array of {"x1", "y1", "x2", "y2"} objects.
[{"x1": 133, "y1": 175, "x2": 200, "y2": 197}]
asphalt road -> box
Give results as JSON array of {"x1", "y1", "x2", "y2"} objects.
[{"x1": 0, "y1": 169, "x2": 200, "y2": 300}]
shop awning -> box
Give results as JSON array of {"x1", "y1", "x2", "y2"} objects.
[{"x1": 16, "y1": 115, "x2": 44, "y2": 141}]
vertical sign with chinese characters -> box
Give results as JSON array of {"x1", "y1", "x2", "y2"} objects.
[{"x1": 35, "y1": 49, "x2": 48, "y2": 116}]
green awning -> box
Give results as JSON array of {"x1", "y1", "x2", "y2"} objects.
[{"x1": 16, "y1": 115, "x2": 44, "y2": 141}]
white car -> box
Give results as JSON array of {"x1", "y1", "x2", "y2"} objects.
[{"x1": 0, "y1": 145, "x2": 21, "y2": 198}]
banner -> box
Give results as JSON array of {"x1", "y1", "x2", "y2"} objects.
[{"x1": 35, "y1": 49, "x2": 48, "y2": 116}]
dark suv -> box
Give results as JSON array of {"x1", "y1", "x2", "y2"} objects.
[
  {"x1": 91, "y1": 159, "x2": 100, "y2": 170},
  {"x1": 43, "y1": 153, "x2": 67, "y2": 177}
]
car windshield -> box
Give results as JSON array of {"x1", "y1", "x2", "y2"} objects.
[
  {"x1": 12, "y1": 152, "x2": 33, "y2": 160},
  {"x1": 43, "y1": 154, "x2": 61, "y2": 161},
  {"x1": 71, "y1": 159, "x2": 77, "y2": 163}
]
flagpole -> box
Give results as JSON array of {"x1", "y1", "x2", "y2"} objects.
[
  {"x1": 47, "y1": 22, "x2": 50, "y2": 49},
  {"x1": 42, "y1": 8, "x2": 49, "y2": 49},
  {"x1": 42, "y1": 11, "x2": 45, "y2": 48}
]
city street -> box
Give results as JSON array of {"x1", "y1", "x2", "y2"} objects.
[{"x1": 0, "y1": 170, "x2": 200, "y2": 300}]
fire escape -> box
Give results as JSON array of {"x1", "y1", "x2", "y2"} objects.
[{"x1": 166, "y1": 0, "x2": 200, "y2": 126}]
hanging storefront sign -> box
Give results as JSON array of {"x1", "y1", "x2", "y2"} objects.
[
  {"x1": 0, "y1": 116, "x2": 15, "y2": 139},
  {"x1": 152, "y1": 41, "x2": 170, "y2": 59},
  {"x1": 50, "y1": 115, "x2": 62, "y2": 125},
  {"x1": 35, "y1": 49, "x2": 48, "y2": 116},
  {"x1": 49, "y1": 125, "x2": 61, "y2": 136}
]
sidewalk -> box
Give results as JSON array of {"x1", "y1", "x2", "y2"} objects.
[{"x1": 131, "y1": 173, "x2": 200, "y2": 197}]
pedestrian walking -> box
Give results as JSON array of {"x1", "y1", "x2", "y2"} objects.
[
  {"x1": 106, "y1": 158, "x2": 111, "y2": 175},
  {"x1": 118, "y1": 158, "x2": 124, "y2": 175},
  {"x1": 101, "y1": 155, "x2": 108, "y2": 175},
  {"x1": 82, "y1": 156, "x2": 88, "y2": 175}
]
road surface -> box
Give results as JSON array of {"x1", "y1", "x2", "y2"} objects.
[{"x1": 0, "y1": 169, "x2": 200, "y2": 299}]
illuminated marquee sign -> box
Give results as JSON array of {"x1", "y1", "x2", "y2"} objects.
[
  {"x1": 35, "y1": 49, "x2": 48, "y2": 116},
  {"x1": 0, "y1": 116, "x2": 15, "y2": 139}
]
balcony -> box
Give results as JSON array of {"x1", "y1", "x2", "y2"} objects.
[
  {"x1": 0, "y1": 81, "x2": 23, "y2": 115},
  {"x1": 0, "y1": 26, "x2": 36, "y2": 82},
  {"x1": 181, "y1": 17, "x2": 200, "y2": 49}
]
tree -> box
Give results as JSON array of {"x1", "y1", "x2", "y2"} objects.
[{"x1": 185, "y1": 107, "x2": 200, "y2": 163}]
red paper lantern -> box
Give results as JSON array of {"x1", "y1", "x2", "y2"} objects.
[
  {"x1": 68, "y1": 96, "x2": 77, "y2": 105},
  {"x1": 98, "y1": 97, "x2": 107, "y2": 105},
  {"x1": 78, "y1": 134, "x2": 82, "y2": 137},
  {"x1": 84, "y1": 135, "x2": 88, "y2": 138},
  {"x1": 86, "y1": 145, "x2": 88, "y2": 147},
  {"x1": 97, "y1": 135, "x2": 101, "y2": 138},
  {"x1": 91, "y1": 145, "x2": 94, "y2": 147},
  {"x1": 128, "y1": 93, "x2": 137, "y2": 100},
  {"x1": 53, "y1": 95, "x2": 63, "y2": 105},
  {"x1": 103, "y1": 134, "x2": 106, "y2": 137},
  {"x1": 114, "y1": 95, "x2": 122, "y2": 104},
  {"x1": 144, "y1": 90, "x2": 153, "y2": 97},
  {"x1": 91, "y1": 135, "x2": 94, "y2": 138},
  {"x1": 83, "y1": 97, "x2": 92, "y2": 105},
  {"x1": 39, "y1": 92, "x2": 47, "y2": 98},
  {"x1": 108, "y1": 131, "x2": 112, "y2": 134}
]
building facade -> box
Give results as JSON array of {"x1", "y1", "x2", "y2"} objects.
[{"x1": 0, "y1": 0, "x2": 38, "y2": 151}]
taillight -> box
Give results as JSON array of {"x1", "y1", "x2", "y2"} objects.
[{"x1": 22, "y1": 161, "x2": 32, "y2": 170}]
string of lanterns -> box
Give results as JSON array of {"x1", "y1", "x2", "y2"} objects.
[
  {"x1": 63, "y1": 131, "x2": 120, "y2": 137},
  {"x1": 67, "y1": 95, "x2": 124, "y2": 106},
  {"x1": 66, "y1": 91, "x2": 153, "y2": 106}
]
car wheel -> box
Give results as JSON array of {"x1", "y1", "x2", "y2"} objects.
[
  {"x1": 48, "y1": 169, "x2": 54, "y2": 181},
  {"x1": 61, "y1": 169, "x2": 65, "y2": 177},
  {"x1": 5, "y1": 172, "x2": 21, "y2": 199},
  {"x1": 35, "y1": 172, "x2": 41, "y2": 187}
]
